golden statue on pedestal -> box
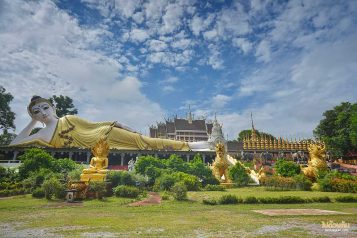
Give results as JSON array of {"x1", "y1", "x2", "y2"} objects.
[
  {"x1": 212, "y1": 143, "x2": 231, "y2": 183},
  {"x1": 80, "y1": 138, "x2": 109, "y2": 182},
  {"x1": 303, "y1": 142, "x2": 328, "y2": 181}
]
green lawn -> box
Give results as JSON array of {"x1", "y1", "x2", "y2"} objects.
[{"x1": 0, "y1": 187, "x2": 356, "y2": 237}]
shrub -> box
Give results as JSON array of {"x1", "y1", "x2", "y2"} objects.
[
  {"x1": 318, "y1": 175, "x2": 333, "y2": 192},
  {"x1": 171, "y1": 182, "x2": 187, "y2": 201},
  {"x1": 335, "y1": 196, "x2": 357, "y2": 202},
  {"x1": 18, "y1": 148, "x2": 55, "y2": 179},
  {"x1": 154, "y1": 173, "x2": 176, "y2": 191},
  {"x1": 274, "y1": 159, "x2": 301, "y2": 177},
  {"x1": 23, "y1": 168, "x2": 57, "y2": 190},
  {"x1": 88, "y1": 181, "x2": 107, "y2": 199},
  {"x1": 330, "y1": 178, "x2": 357, "y2": 193},
  {"x1": 134, "y1": 156, "x2": 165, "y2": 175},
  {"x1": 172, "y1": 172, "x2": 201, "y2": 191},
  {"x1": 107, "y1": 171, "x2": 136, "y2": 188},
  {"x1": 165, "y1": 155, "x2": 190, "y2": 173},
  {"x1": 260, "y1": 176, "x2": 296, "y2": 191},
  {"x1": 258, "y1": 197, "x2": 275, "y2": 204},
  {"x1": 310, "y1": 196, "x2": 331, "y2": 203},
  {"x1": 294, "y1": 174, "x2": 312, "y2": 191},
  {"x1": 145, "y1": 166, "x2": 163, "y2": 186},
  {"x1": 161, "y1": 191, "x2": 171, "y2": 200},
  {"x1": 0, "y1": 166, "x2": 6, "y2": 179},
  {"x1": 67, "y1": 166, "x2": 84, "y2": 181},
  {"x1": 318, "y1": 171, "x2": 357, "y2": 193},
  {"x1": 218, "y1": 194, "x2": 240, "y2": 204},
  {"x1": 202, "y1": 198, "x2": 217, "y2": 205},
  {"x1": 0, "y1": 189, "x2": 10, "y2": 197},
  {"x1": 244, "y1": 196, "x2": 259, "y2": 204},
  {"x1": 113, "y1": 185, "x2": 140, "y2": 198},
  {"x1": 120, "y1": 171, "x2": 136, "y2": 186},
  {"x1": 188, "y1": 155, "x2": 218, "y2": 186},
  {"x1": 204, "y1": 184, "x2": 226, "y2": 191},
  {"x1": 42, "y1": 177, "x2": 62, "y2": 200},
  {"x1": 275, "y1": 196, "x2": 305, "y2": 204},
  {"x1": 228, "y1": 163, "x2": 250, "y2": 186},
  {"x1": 53, "y1": 158, "x2": 78, "y2": 173},
  {"x1": 203, "y1": 175, "x2": 220, "y2": 186},
  {"x1": 32, "y1": 187, "x2": 45, "y2": 198}
]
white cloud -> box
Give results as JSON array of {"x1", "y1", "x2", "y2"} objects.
[
  {"x1": 255, "y1": 40, "x2": 271, "y2": 63},
  {"x1": 161, "y1": 3, "x2": 184, "y2": 34},
  {"x1": 189, "y1": 14, "x2": 215, "y2": 36},
  {"x1": 147, "y1": 49, "x2": 193, "y2": 67},
  {"x1": 207, "y1": 44, "x2": 224, "y2": 70},
  {"x1": 143, "y1": 0, "x2": 169, "y2": 21},
  {"x1": 235, "y1": 33, "x2": 357, "y2": 138},
  {"x1": 0, "y1": 0, "x2": 164, "y2": 134},
  {"x1": 132, "y1": 11, "x2": 144, "y2": 24},
  {"x1": 203, "y1": 29, "x2": 218, "y2": 41},
  {"x1": 130, "y1": 28, "x2": 150, "y2": 42},
  {"x1": 114, "y1": 0, "x2": 141, "y2": 18},
  {"x1": 171, "y1": 38, "x2": 191, "y2": 49},
  {"x1": 147, "y1": 39, "x2": 168, "y2": 52},
  {"x1": 162, "y1": 85, "x2": 175, "y2": 93},
  {"x1": 160, "y1": 76, "x2": 179, "y2": 84},
  {"x1": 232, "y1": 38, "x2": 252, "y2": 54},
  {"x1": 211, "y1": 94, "x2": 232, "y2": 108}
]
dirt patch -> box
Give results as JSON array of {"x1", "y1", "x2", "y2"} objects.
[
  {"x1": 253, "y1": 209, "x2": 351, "y2": 216},
  {"x1": 128, "y1": 192, "x2": 161, "y2": 207},
  {"x1": 0, "y1": 222, "x2": 88, "y2": 238},
  {"x1": 255, "y1": 222, "x2": 357, "y2": 238}
]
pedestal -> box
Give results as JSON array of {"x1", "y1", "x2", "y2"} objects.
[{"x1": 80, "y1": 173, "x2": 106, "y2": 182}]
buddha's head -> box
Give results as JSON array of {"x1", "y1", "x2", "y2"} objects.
[
  {"x1": 27, "y1": 96, "x2": 58, "y2": 124},
  {"x1": 92, "y1": 137, "x2": 110, "y2": 158}
]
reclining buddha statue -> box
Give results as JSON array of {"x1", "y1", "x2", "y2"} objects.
[{"x1": 10, "y1": 96, "x2": 210, "y2": 151}]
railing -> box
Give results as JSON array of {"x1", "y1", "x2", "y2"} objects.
[{"x1": 0, "y1": 160, "x2": 21, "y2": 163}]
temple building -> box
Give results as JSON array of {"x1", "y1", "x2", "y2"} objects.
[
  {"x1": 238, "y1": 113, "x2": 310, "y2": 165},
  {"x1": 149, "y1": 108, "x2": 213, "y2": 142}
]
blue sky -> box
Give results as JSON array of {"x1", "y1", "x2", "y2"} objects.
[{"x1": 0, "y1": 0, "x2": 356, "y2": 139}]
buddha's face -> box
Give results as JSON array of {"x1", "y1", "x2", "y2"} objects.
[{"x1": 31, "y1": 102, "x2": 57, "y2": 124}]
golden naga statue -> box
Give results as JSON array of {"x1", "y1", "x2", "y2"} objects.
[
  {"x1": 303, "y1": 142, "x2": 328, "y2": 181},
  {"x1": 212, "y1": 143, "x2": 231, "y2": 183},
  {"x1": 80, "y1": 138, "x2": 110, "y2": 182}
]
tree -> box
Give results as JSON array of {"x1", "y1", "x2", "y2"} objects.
[
  {"x1": 0, "y1": 86, "x2": 16, "y2": 145},
  {"x1": 165, "y1": 154, "x2": 189, "y2": 173},
  {"x1": 238, "y1": 129, "x2": 276, "y2": 142},
  {"x1": 18, "y1": 148, "x2": 55, "y2": 179},
  {"x1": 0, "y1": 86, "x2": 15, "y2": 131},
  {"x1": 274, "y1": 159, "x2": 301, "y2": 177},
  {"x1": 0, "y1": 131, "x2": 16, "y2": 145},
  {"x1": 228, "y1": 162, "x2": 250, "y2": 186},
  {"x1": 49, "y1": 95, "x2": 78, "y2": 117},
  {"x1": 314, "y1": 102, "x2": 357, "y2": 158}
]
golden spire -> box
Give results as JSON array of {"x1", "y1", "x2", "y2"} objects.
[
  {"x1": 251, "y1": 112, "x2": 257, "y2": 142},
  {"x1": 188, "y1": 105, "x2": 193, "y2": 124}
]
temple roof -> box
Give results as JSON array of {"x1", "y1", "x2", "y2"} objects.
[
  {"x1": 206, "y1": 123, "x2": 213, "y2": 134},
  {"x1": 174, "y1": 118, "x2": 207, "y2": 131},
  {"x1": 166, "y1": 121, "x2": 175, "y2": 133}
]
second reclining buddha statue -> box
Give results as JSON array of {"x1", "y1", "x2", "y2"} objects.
[{"x1": 10, "y1": 96, "x2": 210, "y2": 151}]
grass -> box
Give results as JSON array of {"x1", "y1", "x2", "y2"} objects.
[
  {"x1": 0, "y1": 187, "x2": 356, "y2": 237},
  {"x1": 189, "y1": 186, "x2": 357, "y2": 202}
]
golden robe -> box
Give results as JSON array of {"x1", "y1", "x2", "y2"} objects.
[{"x1": 13, "y1": 115, "x2": 190, "y2": 151}]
